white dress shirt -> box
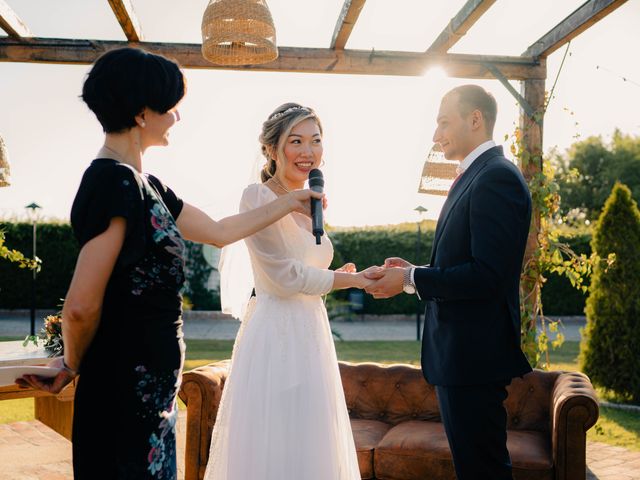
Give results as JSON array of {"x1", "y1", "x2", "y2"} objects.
[{"x1": 456, "y1": 139, "x2": 496, "y2": 175}]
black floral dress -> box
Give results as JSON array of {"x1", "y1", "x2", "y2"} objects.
[{"x1": 70, "y1": 159, "x2": 186, "y2": 479}]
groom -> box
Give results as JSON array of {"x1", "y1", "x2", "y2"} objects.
[{"x1": 365, "y1": 84, "x2": 532, "y2": 479}]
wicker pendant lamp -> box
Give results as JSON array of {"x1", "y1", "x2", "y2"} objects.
[
  {"x1": 417, "y1": 143, "x2": 457, "y2": 196},
  {"x1": 201, "y1": 0, "x2": 278, "y2": 66},
  {"x1": 0, "y1": 134, "x2": 10, "y2": 188}
]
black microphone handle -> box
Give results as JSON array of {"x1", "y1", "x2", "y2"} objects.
[
  {"x1": 311, "y1": 196, "x2": 323, "y2": 245},
  {"x1": 308, "y1": 169, "x2": 324, "y2": 245}
]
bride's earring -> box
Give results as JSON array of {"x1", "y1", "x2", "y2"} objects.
[{"x1": 319, "y1": 159, "x2": 326, "y2": 168}]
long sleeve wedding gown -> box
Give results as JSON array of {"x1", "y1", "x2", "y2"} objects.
[{"x1": 204, "y1": 183, "x2": 361, "y2": 480}]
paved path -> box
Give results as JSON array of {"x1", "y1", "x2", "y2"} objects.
[
  {"x1": 0, "y1": 415, "x2": 638, "y2": 480},
  {"x1": 0, "y1": 309, "x2": 585, "y2": 342}
]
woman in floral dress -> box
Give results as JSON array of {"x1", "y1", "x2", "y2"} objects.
[{"x1": 18, "y1": 48, "x2": 322, "y2": 480}]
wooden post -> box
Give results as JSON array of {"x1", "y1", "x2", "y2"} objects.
[{"x1": 519, "y1": 78, "x2": 545, "y2": 351}]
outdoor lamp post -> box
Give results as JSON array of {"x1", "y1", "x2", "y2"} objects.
[
  {"x1": 414, "y1": 206, "x2": 428, "y2": 341},
  {"x1": 25, "y1": 202, "x2": 42, "y2": 336}
]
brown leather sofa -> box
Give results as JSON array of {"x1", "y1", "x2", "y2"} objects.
[{"x1": 178, "y1": 361, "x2": 598, "y2": 480}]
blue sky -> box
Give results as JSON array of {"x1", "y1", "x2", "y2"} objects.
[{"x1": 1, "y1": 0, "x2": 639, "y2": 226}]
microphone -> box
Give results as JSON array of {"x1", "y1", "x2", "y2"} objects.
[{"x1": 308, "y1": 168, "x2": 324, "y2": 245}]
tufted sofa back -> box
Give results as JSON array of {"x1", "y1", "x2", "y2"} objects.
[
  {"x1": 339, "y1": 362, "x2": 440, "y2": 425},
  {"x1": 338, "y1": 362, "x2": 561, "y2": 433}
]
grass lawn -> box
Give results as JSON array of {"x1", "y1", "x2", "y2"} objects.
[{"x1": 1, "y1": 337, "x2": 638, "y2": 451}]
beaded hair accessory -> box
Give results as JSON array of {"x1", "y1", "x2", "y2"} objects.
[{"x1": 269, "y1": 105, "x2": 310, "y2": 120}]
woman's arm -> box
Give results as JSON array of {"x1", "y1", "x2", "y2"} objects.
[
  {"x1": 18, "y1": 217, "x2": 126, "y2": 393},
  {"x1": 177, "y1": 189, "x2": 322, "y2": 248},
  {"x1": 331, "y1": 271, "x2": 374, "y2": 290},
  {"x1": 331, "y1": 263, "x2": 376, "y2": 291}
]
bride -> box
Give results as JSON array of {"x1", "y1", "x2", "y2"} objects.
[{"x1": 204, "y1": 103, "x2": 371, "y2": 479}]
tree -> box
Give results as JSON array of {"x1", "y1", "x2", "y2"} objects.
[
  {"x1": 555, "y1": 130, "x2": 640, "y2": 221},
  {"x1": 580, "y1": 183, "x2": 640, "y2": 403}
]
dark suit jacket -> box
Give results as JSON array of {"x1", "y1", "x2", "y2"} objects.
[{"x1": 415, "y1": 145, "x2": 533, "y2": 386}]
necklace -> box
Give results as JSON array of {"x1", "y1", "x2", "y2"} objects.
[{"x1": 270, "y1": 175, "x2": 291, "y2": 194}]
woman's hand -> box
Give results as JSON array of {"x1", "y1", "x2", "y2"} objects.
[
  {"x1": 336, "y1": 263, "x2": 356, "y2": 273},
  {"x1": 16, "y1": 356, "x2": 76, "y2": 394},
  {"x1": 353, "y1": 266, "x2": 383, "y2": 289},
  {"x1": 287, "y1": 189, "x2": 325, "y2": 217}
]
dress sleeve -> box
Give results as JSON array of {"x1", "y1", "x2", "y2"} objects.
[
  {"x1": 241, "y1": 184, "x2": 334, "y2": 297},
  {"x1": 146, "y1": 174, "x2": 184, "y2": 220},
  {"x1": 71, "y1": 163, "x2": 144, "y2": 247}
]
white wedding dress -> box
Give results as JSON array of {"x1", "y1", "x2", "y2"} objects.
[{"x1": 204, "y1": 183, "x2": 361, "y2": 480}]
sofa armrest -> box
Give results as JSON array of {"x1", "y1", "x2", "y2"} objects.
[
  {"x1": 551, "y1": 371, "x2": 599, "y2": 480},
  {"x1": 178, "y1": 360, "x2": 231, "y2": 480}
]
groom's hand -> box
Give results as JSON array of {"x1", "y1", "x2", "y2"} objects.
[
  {"x1": 384, "y1": 257, "x2": 414, "y2": 269},
  {"x1": 363, "y1": 266, "x2": 385, "y2": 281},
  {"x1": 364, "y1": 267, "x2": 405, "y2": 299}
]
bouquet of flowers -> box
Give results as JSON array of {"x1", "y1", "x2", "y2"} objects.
[
  {"x1": 39, "y1": 313, "x2": 64, "y2": 357},
  {"x1": 23, "y1": 311, "x2": 64, "y2": 357}
]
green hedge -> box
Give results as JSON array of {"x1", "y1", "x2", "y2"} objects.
[
  {"x1": 0, "y1": 222, "x2": 218, "y2": 310},
  {"x1": 0, "y1": 222, "x2": 591, "y2": 315},
  {"x1": 0, "y1": 222, "x2": 77, "y2": 309}
]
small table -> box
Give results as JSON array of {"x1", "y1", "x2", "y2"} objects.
[{"x1": 0, "y1": 341, "x2": 75, "y2": 440}]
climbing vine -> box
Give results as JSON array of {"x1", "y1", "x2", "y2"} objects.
[{"x1": 512, "y1": 124, "x2": 614, "y2": 368}]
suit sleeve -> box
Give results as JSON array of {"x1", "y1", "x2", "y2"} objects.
[{"x1": 414, "y1": 166, "x2": 531, "y2": 301}]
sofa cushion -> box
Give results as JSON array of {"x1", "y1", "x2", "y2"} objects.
[
  {"x1": 351, "y1": 419, "x2": 392, "y2": 480},
  {"x1": 374, "y1": 421, "x2": 553, "y2": 480},
  {"x1": 374, "y1": 421, "x2": 455, "y2": 480},
  {"x1": 509, "y1": 429, "x2": 553, "y2": 480}
]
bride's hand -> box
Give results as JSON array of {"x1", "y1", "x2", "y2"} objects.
[
  {"x1": 336, "y1": 263, "x2": 356, "y2": 273},
  {"x1": 287, "y1": 189, "x2": 325, "y2": 217},
  {"x1": 353, "y1": 266, "x2": 382, "y2": 289},
  {"x1": 354, "y1": 270, "x2": 378, "y2": 289}
]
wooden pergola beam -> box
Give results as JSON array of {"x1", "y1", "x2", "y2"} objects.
[
  {"x1": 0, "y1": 0, "x2": 32, "y2": 40},
  {"x1": 330, "y1": 0, "x2": 366, "y2": 50},
  {"x1": 0, "y1": 38, "x2": 546, "y2": 80},
  {"x1": 107, "y1": 0, "x2": 143, "y2": 42},
  {"x1": 426, "y1": 0, "x2": 496, "y2": 54},
  {"x1": 524, "y1": 0, "x2": 627, "y2": 58}
]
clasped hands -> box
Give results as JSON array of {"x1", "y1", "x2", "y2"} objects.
[{"x1": 337, "y1": 257, "x2": 414, "y2": 298}]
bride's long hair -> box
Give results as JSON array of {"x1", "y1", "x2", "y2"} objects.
[{"x1": 259, "y1": 102, "x2": 323, "y2": 183}]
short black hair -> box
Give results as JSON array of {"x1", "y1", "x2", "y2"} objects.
[
  {"x1": 447, "y1": 84, "x2": 497, "y2": 136},
  {"x1": 81, "y1": 47, "x2": 185, "y2": 133}
]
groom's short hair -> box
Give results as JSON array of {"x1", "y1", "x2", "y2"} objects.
[{"x1": 446, "y1": 85, "x2": 497, "y2": 136}]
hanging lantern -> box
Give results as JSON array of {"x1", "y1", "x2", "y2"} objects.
[
  {"x1": 417, "y1": 143, "x2": 457, "y2": 196},
  {"x1": 0, "y1": 134, "x2": 10, "y2": 188},
  {"x1": 201, "y1": 0, "x2": 278, "y2": 66}
]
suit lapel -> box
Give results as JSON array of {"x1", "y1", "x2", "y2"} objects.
[{"x1": 429, "y1": 146, "x2": 503, "y2": 264}]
